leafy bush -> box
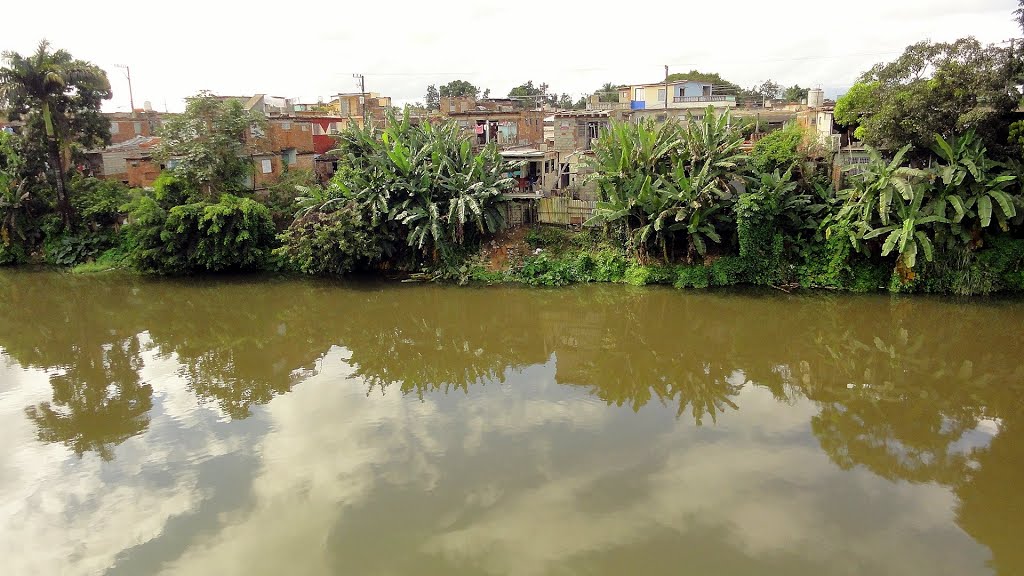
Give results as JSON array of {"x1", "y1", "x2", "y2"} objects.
[
  {"x1": 750, "y1": 124, "x2": 803, "y2": 174},
  {"x1": 674, "y1": 265, "x2": 710, "y2": 289},
  {"x1": 69, "y1": 175, "x2": 130, "y2": 229},
  {"x1": 586, "y1": 112, "x2": 743, "y2": 262},
  {"x1": 0, "y1": 239, "x2": 27, "y2": 265},
  {"x1": 123, "y1": 193, "x2": 275, "y2": 274},
  {"x1": 525, "y1": 226, "x2": 576, "y2": 250},
  {"x1": 44, "y1": 232, "x2": 111, "y2": 266},
  {"x1": 624, "y1": 264, "x2": 674, "y2": 286},
  {"x1": 274, "y1": 202, "x2": 382, "y2": 276}
]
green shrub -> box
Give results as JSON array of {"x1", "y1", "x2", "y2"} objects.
[
  {"x1": 624, "y1": 264, "x2": 673, "y2": 286},
  {"x1": 274, "y1": 202, "x2": 381, "y2": 276},
  {"x1": 44, "y1": 232, "x2": 112, "y2": 266},
  {"x1": 123, "y1": 193, "x2": 276, "y2": 274},
  {"x1": 525, "y1": 226, "x2": 575, "y2": 250},
  {"x1": 750, "y1": 123, "x2": 803, "y2": 173},
  {"x1": 708, "y1": 256, "x2": 746, "y2": 286},
  {"x1": 0, "y1": 240, "x2": 27, "y2": 265},
  {"x1": 71, "y1": 246, "x2": 129, "y2": 274},
  {"x1": 674, "y1": 265, "x2": 710, "y2": 289},
  {"x1": 69, "y1": 175, "x2": 130, "y2": 229},
  {"x1": 513, "y1": 254, "x2": 577, "y2": 286}
]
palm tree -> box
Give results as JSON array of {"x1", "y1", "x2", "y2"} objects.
[{"x1": 0, "y1": 40, "x2": 111, "y2": 228}]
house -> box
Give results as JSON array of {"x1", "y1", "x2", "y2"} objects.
[
  {"x1": 105, "y1": 109, "x2": 165, "y2": 145},
  {"x1": 440, "y1": 96, "x2": 546, "y2": 151},
  {"x1": 796, "y1": 104, "x2": 840, "y2": 152},
  {"x1": 247, "y1": 116, "x2": 317, "y2": 189},
  {"x1": 620, "y1": 80, "x2": 737, "y2": 112},
  {"x1": 91, "y1": 135, "x2": 162, "y2": 186},
  {"x1": 549, "y1": 110, "x2": 615, "y2": 199},
  {"x1": 500, "y1": 147, "x2": 559, "y2": 196},
  {"x1": 325, "y1": 92, "x2": 393, "y2": 127}
]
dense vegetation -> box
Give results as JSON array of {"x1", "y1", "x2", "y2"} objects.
[
  {"x1": 491, "y1": 112, "x2": 1024, "y2": 295},
  {"x1": 2, "y1": 21, "x2": 1024, "y2": 295}
]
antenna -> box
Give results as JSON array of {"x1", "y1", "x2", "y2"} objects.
[{"x1": 114, "y1": 64, "x2": 135, "y2": 113}]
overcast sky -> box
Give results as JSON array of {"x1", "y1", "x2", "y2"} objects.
[{"x1": 4, "y1": 0, "x2": 1020, "y2": 112}]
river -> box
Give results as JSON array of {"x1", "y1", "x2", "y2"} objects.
[{"x1": 0, "y1": 269, "x2": 1021, "y2": 575}]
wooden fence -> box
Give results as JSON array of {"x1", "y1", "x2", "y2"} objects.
[{"x1": 537, "y1": 197, "x2": 597, "y2": 226}]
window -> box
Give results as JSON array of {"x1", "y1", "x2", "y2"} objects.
[
  {"x1": 110, "y1": 122, "x2": 120, "y2": 135},
  {"x1": 634, "y1": 88, "x2": 643, "y2": 101},
  {"x1": 301, "y1": 124, "x2": 309, "y2": 132},
  {"x1": 280, "y1": 121, "x2": 291, "y2": 130},
  {"x1": 133, "y1": 122, "x2": 142, "y2": 134},
  {"x1": 340, "y1": 100, "x2": 351, "y2": 115},
  {"x1": 261, "y1": 159, "x2": 273, "y2": 174},
  {"x1": 282, "y1": 148, "x2": 297, "y2": 166},
  {"x1": 657, "y1": 89, "x2": 666, "y2": 102}
]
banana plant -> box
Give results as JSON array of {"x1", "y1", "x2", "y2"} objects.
[
  {"x1": 929, "y1": 131, "x2": 1017, "y2": 234},
  {"x1": 844, "y1": 144, "x2": 930, "y2": 226},
  {"x1": 862, "y1": 186, "x2": 947, "y2": 270},
  {"x1": 654, "y1": 161, "x2": 725, "y2": 259}
]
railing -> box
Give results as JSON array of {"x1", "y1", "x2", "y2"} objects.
[{"x1": 673, "y1": 95, "x2": 736, "y2": 103}]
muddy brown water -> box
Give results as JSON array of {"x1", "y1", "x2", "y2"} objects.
[{"x1": 0, "y1": 269, "x2": 1021, "y2": 575}]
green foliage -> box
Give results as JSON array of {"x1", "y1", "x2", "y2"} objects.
[
  {"x1": 156, "y1": 91, "x2": 267, "y2": 196},
  {"x1": 69, "y1": 175, "x2": 129, "y2": 229},
  {"x1": 0, "y1": 238, "x2": 27, "y2": 265},
  {"x1": 782, "y1": 85, "x2": 810, "y2": 103},
  {"x1": 833, "y1": 39, "x2": 1020, "y2": 155},
  {"x1": 261, "y1": 168, "x2": 315, "y2": 230},
  {"x1": 274, "y1": 202, "x2": 380, "y2": 276},
  {"x1": 123, "y1": 193, "x2": 275, "y2": 274},
  {"x1": 439, "y1": 80, "x2": 479, "y2": 99},
  {"x1": 586, "y1": 111, "x2": 744, "y2": 262},
  {"x1": 71, "y1": 245, "x2": 128, "y2": 274},
  {"x1": 674, "y1": 265, "x2": 710, "y2": 289},
  {"x1": 44, "y1": 232, "x2": 111, "y2": 266},
  {"x1": 509, "y1": 247, "x2": 629, "y2": 286},
  {"x1": 624, "y1": 264, "x2": 674, "y2": 286},
  {"x1": 749, "y1": 123, "x2": 803, "y2": 173},
  {"x1": 525, "y1": 225, "x2": 576, "y2": 249},
  {"x1": 281, "y1": 111, "x2": 512, "y2": 276}
]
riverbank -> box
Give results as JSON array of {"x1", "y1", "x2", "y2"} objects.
[{"x1": 52, "y1": 223, "x2": 1024, "y2": 297}]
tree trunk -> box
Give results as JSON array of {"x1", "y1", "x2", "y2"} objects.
[
  {"x1": 47, "y1": 136, "x2": 71, "y2": 228},
  {"x1": 42, "y1": 102, "x2": 71, "y2": 229}
]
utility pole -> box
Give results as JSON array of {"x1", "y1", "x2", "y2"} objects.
[
  {"x1": 664, "y1": 64, "x2": 669, "y2": 110},
  {"x1": 115, "y1": 64, "x2": 135, "y2": 114},
  {"x1": 353, "y1": 73, "x2": 366, "y2": 125}
]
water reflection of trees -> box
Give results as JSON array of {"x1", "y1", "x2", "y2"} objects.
[
  {"x1": 0, "y1": 271, "x2": 153, "y2": 460},
  {"x1": 3, "y1": 271, "x2": 1024, "y2": 573}
]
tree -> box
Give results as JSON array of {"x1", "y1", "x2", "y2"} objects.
[
  {"x1": 156, "y1": 91, "x2": 267, "y2": 197},
  {"x1": 424, "y1": 84, "x2": 439, "y2": 110},
  {"x1": 597, "y1": 82, "x2": 620, "y2": 103},
  {"x1": 832, "y1": 38, "x2": 1020, "y2": 155},
  {"x1": 508, "y1": 81, "x2": 554, "y2": 108},
  {"x1": 664, "y1": 70, "x2": 741, "y2": 94},
  {"x1": 482, "y1": 88, "x2": 491, "y2": 99},
  {"x1": 438, "y1": 80, "x2": 478, "y2": 99},
  {"x1": 1016, "y1": 0, "x2": 1024, "y2": 33},
  {"x1": 0, "y1": 40, "x2": 111, "y2": 228},
  {"x1": 782, "y1": 84, "x2": 809, "y2": 103}
]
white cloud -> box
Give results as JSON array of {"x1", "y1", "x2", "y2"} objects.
[{"x1": 3, "y1": 0, "x2": 1017, "y2": 111}]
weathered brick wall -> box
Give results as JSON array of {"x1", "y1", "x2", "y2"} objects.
[
  {"x1": 268, "y1": 119, "x2": 315, "y2": 153},
  {"x1": 125, "y1": 158, "x2": 161, "y2": 188}
]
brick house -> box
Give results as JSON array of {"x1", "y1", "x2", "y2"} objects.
[
  {"x1": 105, "y1": 110, "x2": 166, "y2": 145},
  {"x1": 439, "y1": 96, "x2": 546, "y2": 151}
]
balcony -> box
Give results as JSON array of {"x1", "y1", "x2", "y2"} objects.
[{"x1": 672, "y1": 95, "x2": 736, "y2": 103}]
